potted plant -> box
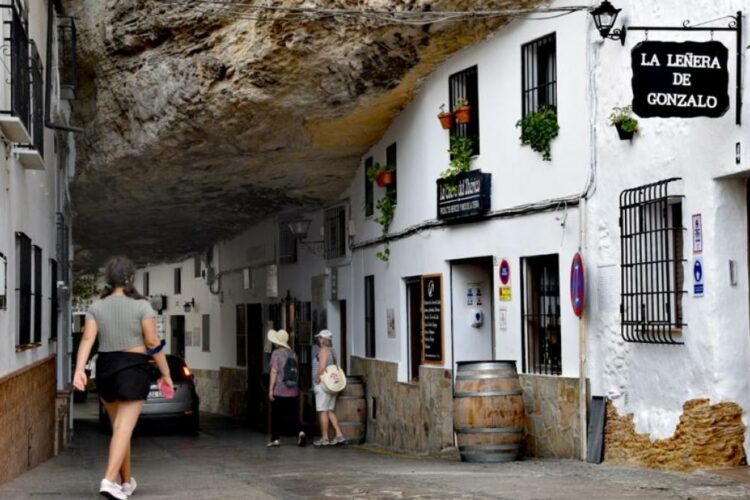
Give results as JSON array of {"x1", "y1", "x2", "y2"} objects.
[
  {"x1": 374, "y1": 189, "x2": 396, "y2": 261},
  {"x1": 366, "y1": 162, "x2": 395, "y2": 188},
  {"x1": 437, "y1": 104, "x2": 453, "y2": 130},
  {"x1": 454, "y1": 97, "x2": 471, "y2": 124},
  {"x1": 515, "y1": 105, "x2": 559, "y2": 161},
  {"x1": 609, "y1": 105, "x2": 639, "y2": 140},
  {"x1": 440, "y1": 135, "x2": 474, "y2": 191}
]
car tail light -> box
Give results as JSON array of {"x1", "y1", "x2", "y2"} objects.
[{"x1": 182, "y1": 365, "x2": 192, "y2": 378}]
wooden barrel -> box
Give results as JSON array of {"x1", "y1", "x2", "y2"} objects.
[
  {"x1": 453, "y1": 360, "x2": 524, "y2": 463},
  {"x1": 334, "y1": 376, "x2": 366, "y2": 444}
]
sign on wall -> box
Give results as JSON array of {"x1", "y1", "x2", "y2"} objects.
[
  {"x1": 436, "y1": 170, "x2": 491, "y2": 221},
  {"x1": 421, "y1": 274, "x2": 444, "y2": 363},
  {"x1": 692, "y1": 214, "x2": 703, "y2": 254},
  {"x1": 693, "y1": 256, "x2": 705, "y2": 297},
  {"x1": 631, "y1": 41, "x2": 729, "y2": 118}
]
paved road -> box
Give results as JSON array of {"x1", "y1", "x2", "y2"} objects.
[{"x1": 1, "y1": 407, "x2": 749, "y2": 499}]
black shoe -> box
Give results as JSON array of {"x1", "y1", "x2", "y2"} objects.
[{"x1": 298, "y1": 431, "x2": 307, "y2": 447}]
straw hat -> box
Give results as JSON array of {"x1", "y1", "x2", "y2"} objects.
[
  {"x1": 267, "y1": 329, "x2": 290, "y2": 349},
  {"x1": 315, "y1": 330, "x2": 333, "y2": 340}
]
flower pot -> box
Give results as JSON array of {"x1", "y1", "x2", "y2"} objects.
[
  {"x1": 454, "y1": 106, "x2": 471, "y2": 124},
  {"x1": 438, "y1": 112, "x2": 454, "y2": 130},
  {"x1": 376, "y1": 170, "x2": 394, "y2": 187},
  {"x1": 615, "y1": 122, "x2": 635, "y2": 141}
]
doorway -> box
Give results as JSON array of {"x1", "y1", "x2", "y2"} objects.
[
  {"x1": 240, "y1": 304, "x2": 264, "y2": 429},
  {"x1": 170, "y1": 315, "x2": 185, "y2": 360},
  {"x1": 339, "y1": 300, "x2": 347, "y2": 373},
  {"x1": 405, "y1": 278, "x2": 423, "y2": 381},
  {"x1": 450, "y1": 257, "x2": 494, "y2": 369}
]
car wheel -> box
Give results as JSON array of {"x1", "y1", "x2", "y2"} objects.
[{"x1": 185, "y1": 411, "x2": 200, "y2": 436}]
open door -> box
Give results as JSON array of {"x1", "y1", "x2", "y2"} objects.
[
  {"x1": 242, "y1": 304, "x2": 264, "y2": 429},
  {"x1": 170, "y1": 315, "x2": 185, "y2": 360}
]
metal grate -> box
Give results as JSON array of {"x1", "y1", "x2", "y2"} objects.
[
  {"x1": 49, "y1": 259, "x2": 58, "y2": 340},
  {"x1": 29, "y1": 40, "x2": 42, "y2": 156},
  {"x1": 619, "y1": 178, "x2": 686, "y2": 344},
  {"x1": 15, "y1": 232, "x2": 31, "y2": 345},
  {"x1": 324, "y1": 205, "x2": 346, "y2": 260},
  {"x1": 1, "y1": 1, "x2": 30, "y2": 132},
  {"x1": 364, "y1": 156, "x2": 373, "y2": 217},
  {"x1": 57, "y1": 16, "x2": 78, "y2": 100},
  {"x1": 522, "y1": 254, "x2": 562, "y2": 375},
  {"x1": 174, "y1": 267, "x2": 181, "y2": 294},
  {"x1": 278, "y1": 218, "x2": 298, "y2": 264},
  {"x1": 56, "y1": 212, "x2": 69, "y2": 285},
  {"x1": 449, "y1": 65, "x2": 479, "y2": 156},
  {"x1": 32, "y1": 244, "x2": 42, "y2": 343},
  {"x1": 386, "y1": 142, "x2": 397, "y2": 201},
  {"x1": 521, "y1": 33, "x2": 557, "y2": 118},
  {"x1": 364, "y1": 275, "x2": 375, "y2": 358}
]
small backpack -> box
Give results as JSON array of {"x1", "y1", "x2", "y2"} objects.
[{"x1": 282, "y1": 353, "x2": 299, "y2": 388}]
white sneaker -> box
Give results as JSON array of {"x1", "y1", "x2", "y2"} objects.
[
  {"x1": 121, "y1": 477, "x2": 137, "y2": 497},
  {"x1": 99, "y1": 479, "x2": 127, "y2": 500}
]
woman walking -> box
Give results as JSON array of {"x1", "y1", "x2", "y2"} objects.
[
  {"x1": 73, "y1": 257, "x2": 172, "y2": 499},
  {"x1": 312, "y1": 330, "x2": 346, "y2": 447},
  {"x1": 267, "y1": 329, "x2": 307, "y2": 447}
]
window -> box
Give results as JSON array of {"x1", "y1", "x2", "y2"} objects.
[
  {"x1": 32, "y1": 245, "x2": 42, "y2": 343},
  {"x1": 521, "y1": 254, "x2": 561, "y2": 375},
  {"x1": 449, "y1": 65, "x2": 479, "y2": 156},
  {"x1": 15, "y1": 233, "x2": 31, "y2": 346},
  {"x1": 324, "y1": 206, "x2": 347, "y2": 260},
  {"x1": 173, "y1": 267, "x2": 181, "y2": 295},
  {"x1": 364, "y1": 156, "x2": 374, "y2": 217},
  {"x1": 0, "y1": 252, "x2": 7, "y2": 310},
  {"x1": 142, "y1": 272, "x2": 150, "y2": 297},
  {"x1": 386, "y1": 142, "x2": 397, "y2": 202},
  {"x1": 521, "y1": 33, "x2": 557, "y2": 118},
  {"x1": 194, "y1": 255, "x2": 201, "y2": 278},
  {"x1": 49, "y1": 259, "x2": 58, "y2": 340},
  {"x1": 202, "y1": 314, "x2": 210, "y2": 352},
  {"x1": 278, "y1": 218, "x2": 297, "y2": 264},
  {"x1": 1, "y1": 2, "x2": 30, "y2": 134},
  {"x1": 236, "y1": 304, "x2": 246, "y2": 367},
  {"x1": 620, "y1": 178, "x2": 686, "y2": 344},
  {"x1": 364, "y1": 275, "x2": 375, "y2": 358}
]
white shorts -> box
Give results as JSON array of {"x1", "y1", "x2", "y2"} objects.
[{"x1": 314, "y1": 384, "x2": 337, "y2": 412}]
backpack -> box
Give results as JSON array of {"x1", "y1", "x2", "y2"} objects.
[{"x1": 282, "y1": 353, "x2": 299, "y2": 388}]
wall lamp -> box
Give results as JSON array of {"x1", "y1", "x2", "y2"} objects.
[
  {"x1": 183, "y1": 298, "x2": 196, "y2": 313},
  {"x1": 590, "y1": 1, "x2": 626, "y2": 45},
  {"x1": 287, "y1": 218, "x2": 312, "y2": 239}
]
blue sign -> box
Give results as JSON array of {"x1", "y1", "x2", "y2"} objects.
[
  {"x1": 693, "y1": 256, "x2": 704, "y2": 297},
  {"x1": 499, "y1": 259, "x2": 510, "y2": 285},
  {"x1": 570, "y1": 253, "x2": 585, "y2": 317}
]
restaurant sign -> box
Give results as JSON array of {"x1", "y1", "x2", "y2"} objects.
[
  {"x1": 631, "y1": 41, "x2": 729, "y2": 118},
  {"x1": 436, "y1": 170, "x2": 491, "y2": 221}
]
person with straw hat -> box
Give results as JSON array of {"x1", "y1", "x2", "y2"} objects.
[
  {"x1": 267, "y1": 329, "x2": 306, "y2": 447},
  {"x1": 312, "y1": 329, "x2": 346, "y2": 446}
]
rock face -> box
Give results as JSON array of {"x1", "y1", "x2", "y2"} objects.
[{"x1": 68, "y1": 0, "x2": 542, "y2": 267}]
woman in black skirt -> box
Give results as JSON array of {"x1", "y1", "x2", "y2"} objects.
[{"x1": 73, "y1": 257, "x2": 173, "y2": 499}]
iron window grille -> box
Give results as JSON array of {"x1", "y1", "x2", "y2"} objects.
[
  {"x1": 364, "y1": 156, "x2": 374, "y2": 217},
  {"x1": 364, "y1": 275, "x2": 375, "y2": 358},
  {"x1": 0, "y1": 1, "x2": 30, "y2": 134},
  {"x1": 29, "y1": 39, "x2": 42, "y2": 155},
  {"x1": 142, "y1": 271, "x2": 150, "y2": 297},
  {"x1": 173, "y1": 267, "x2": 181, "y2": 295},
  {"x1": 278, "y1": 218, "x2": 298, "y2": 264},
  {"x1": 55, "y1": 212, "x2": 69, "y2": 285},
  {"x1": 32, "y1": 245, "x2": 41, "y2": 343},
  {"x1": 619, "y1": 178, "x2": 686, "y2": 344},
  {"x1": 449, "y1": 65, "x2": 480, "y2": 156},
  {"x1": 15, "y1": 232, "x2": 31, "y2": 346},
  {"x1": 0, "y1": 251, "x2": 6, "y2": 310},
  {"x1": 49, "y1": 259, "x2": 58, "y2": 340},
  {"x1": 57, "y1": 16, "x2": 77, "y2": 100},
  {"x1": 521, "y1": 33, "x2": 557, "y2": 118},
  {"x1": 324, "y1": 205, "x2": 346, "y2": 260},
  {"x1": 521, "y1": 254, "x2": 562, "y2": 375},
  {"x1": 386, "y1": 142, "x2": 397, "y2": 202}
]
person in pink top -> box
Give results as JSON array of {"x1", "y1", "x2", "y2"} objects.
[{"x1": 267, "y1": 329, "x2": 307, "y2": 447}]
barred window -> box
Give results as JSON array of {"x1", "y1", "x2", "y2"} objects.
[
  {"x1": 619, "y1": 178, "x2": 686, "y2": 344},
  {"x1": 15, "y1": 233, "x2": 31, "y2": 346},
  {"x1": 174, "y1": 267, "x2": 181, "y2": 295},
  {"x1": 449, "y1": 65, "x2": 479, "y2": 156},
  {"x1": 386, "y1": 142, "x2": 397, "y2": 203},
  {"x1": 364, "y1": 275, "x2": 375, "y2": 358},
  {"x1": 278, "y1": 218, "x2": 298, "y2": 264},
  {"x1": 364, "y1": 156, "x2": 374, "y2": 217},
  {"x1": 521, "y1": 33, "x2": 557, "y2": 117},
  {"x1": 324, "y1": 206, "x2": 346, "y2": 260},
  {"x1": 142, "y1": 271, "x2": 150, "y2": 297},
  {"x1": 521, "y1": 254, "x2": 561, "y2": 375},
  {"x1": 49, "y1": 259, "x2": 58, "y2": 340}
]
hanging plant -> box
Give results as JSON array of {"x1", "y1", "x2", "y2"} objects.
[
  {"x1": 515, "y1": 105, "x2": 559, "y2": 161},
  {"x1": 373, "y1": 188, "x2": 396, "y2": 261},
  {"x1": 366, "y1": 162, "x2": 395, "y2": 188},
  {"x1": 439, "y1": 135, "x2": 474, "y2": 192},
  {"x1": 437, "y1": 103, "x2": 454, "y2": 130},
  {"x1": 454, "y1": 97, "x2": 471, "y2": 124},
  {"x1": 609, "y1": 105, "x2": 639, "y2": 140}
]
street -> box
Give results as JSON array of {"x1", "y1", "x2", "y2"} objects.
[{"x1": 1, "y1": 405, "x2": 749, "y2": 499}]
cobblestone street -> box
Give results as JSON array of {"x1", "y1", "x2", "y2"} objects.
[{"x1": 1, "y1": 408, "x2": 749, "y2": 499}]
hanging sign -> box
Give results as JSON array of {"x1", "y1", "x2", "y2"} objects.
[
  {"x1": 631, "y1": 41, "x2": 729, "y2": 118},
  {"x1": 499, "y1": 259, "x2": 511, "y2": 285},
  {"x1": 436, "y1": 170, "x2": 491, "y2": 221},
  {"x1": 692, "y1": 214, "x2": 703, "y2": 254},
  {"x1": 693, "y1": 256, "x2": 704, "y2": 297},
  {"x1": 570, "y1": 253, "x2": 585, "y2": 317},
  {"x1": 421, "y1": 274, "x2": 444, "y2": 363}
]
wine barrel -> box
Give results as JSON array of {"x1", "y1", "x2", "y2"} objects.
[
  {"x1": 453, "y1": 360, "x2": 524, "y2": 463},
  {"x1": 334, "y1": 375, "x2": 366, "y2": 444}
]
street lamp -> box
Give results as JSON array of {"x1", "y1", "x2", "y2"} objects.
[
  {"x1": 287, "y1": 218, "x2": 311, "y2": 239},
  {"x1": 183, "y1": 298, "x2": 195, "y2": 313},
  {"x1": 590, "y1": 1, "x2": 626, "y2": 45}
]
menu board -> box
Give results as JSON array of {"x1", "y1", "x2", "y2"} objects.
[{"x1": 421, "y1": 274, "x2": 443, "y2": 363}]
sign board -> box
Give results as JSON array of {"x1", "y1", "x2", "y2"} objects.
[
  {"x1": 498, "y1": 307, "x2": 508, "y2": 330},
  {"x1": 570, "y1": 252, "x2": 585, "y2": 317},
  {"x1": 692, "y1": 214, "x2": 703, "y2": 254},
  {"x1": 693, "y1": 256, "x2": 704, "y2": 297},
  {"x1": 421, "y1": 274, "x2": 444, "y2": 363},
  {"x1": 499, "y1": 286, "x2": 512, "y2": 301},
  {"x1": 436, "y1": 170, "x2": 491, "y2": 221},
  {"x1": 631, "y1": 41, "x2": 729, "y2": 118},
  {"x1": 499, "y1": 259, "x2": 511, "y2": 285}
]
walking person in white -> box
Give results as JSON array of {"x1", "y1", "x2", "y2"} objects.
[{"x1": 312, "y1": 330, "x2": 346, "y2": 446}]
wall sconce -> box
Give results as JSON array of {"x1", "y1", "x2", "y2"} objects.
[
  {"x1": 183, "y1": 298, "x2": 196, "y2": 313},
  {"x1": 590, "y1": 1, "x2": 626, "y2": 45},
  {"x1": 287, "y1": 218, "x2": 312, "y2": 239}
]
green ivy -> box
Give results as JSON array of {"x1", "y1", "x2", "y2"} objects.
[
  {"x1": 374, "y1": 188, "x2": 396, "y2": 262},
  {"x1": 440, "y1": 135, "x2": 474, "y2": 191},
  {"x1": 515, "y1": 106, "x2": 559, "y2": 161},
  {"x1": 609, "y1": 105, "x2": 639, "y2": 133}
]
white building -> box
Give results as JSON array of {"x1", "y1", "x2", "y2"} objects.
[
  {"x1": 135, "y1": 0, "x2": 750, "y2": 470},
  {"x1": 0, "y1": 0, "x2": 79, "y2": 485}
]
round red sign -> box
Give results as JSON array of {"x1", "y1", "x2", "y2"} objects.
[
  {"x1": 570, "y1": 253, "x2": 585, "y2": 317},
  {"x1": 499, "y1": 259, "x2": 510, "y2": 285}
]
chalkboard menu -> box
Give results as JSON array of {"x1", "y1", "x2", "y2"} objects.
[{"x1": 421, "y1": 274, "x2": 444, "y2": 363}]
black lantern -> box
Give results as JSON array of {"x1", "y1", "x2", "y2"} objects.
[{"x1": 590, "y1": 1, "x2": 626, "y2": 45}]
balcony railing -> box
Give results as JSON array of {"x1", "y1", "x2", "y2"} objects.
[
  {"x1": 29, "y1": 39, "x2": 42, "y2": 156},
  {"x1": 0, "y1": 0, "x2": 30, "y2": 137},
  {"x1": 56, "y1": 212, "x2": 69, "y2": 285},
  {"x1": 57, "y1": 16, "x2": 77, "y2": 100}
]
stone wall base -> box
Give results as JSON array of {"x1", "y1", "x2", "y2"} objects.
[
  {"x1": 54, "y1": 389, "x2": 72, "y2": 456},
  {"x1": 0, "y1": 356, "x2": 56, "y2": 485},
  {"x1": 350, "y1": 356, "x2": 453, "y2": 455},
  {"x1": 193, "y1": 367, "x2": 246, "y2": 418},
  {"x1": 604, "y1": 398, "x2": 746, "y2": 471}
]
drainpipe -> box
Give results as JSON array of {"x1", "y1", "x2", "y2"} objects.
[
  {"x1": 578, "y1": 197, "x2": 588, "y2": 461},
  {"x1": 45, "y1": 0, "x2": 83, "y2": 133}
]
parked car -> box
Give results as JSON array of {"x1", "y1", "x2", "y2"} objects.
[{"x1": 99, "y1": 355, "x2": 200, "y2": 435}]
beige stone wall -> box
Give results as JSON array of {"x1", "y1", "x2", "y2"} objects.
[
  {"x1": 350, "y1": 356, "x2": 453, "y2": 454},
  {"x1": 193, "y1": 368, "x2": 221, "y2": 414},
  {"x1": 0, "y1": 356, "x2": 56, "y2": 485},
  {"x1": 605, "y1": 399, "x2": 746, "y2": 471},
  {"x1": 193, "y1": 367, "x2": 247, "y2": 418},
  {"x1": 519, "y1": 374, "x2": 583, "y2": 459}
]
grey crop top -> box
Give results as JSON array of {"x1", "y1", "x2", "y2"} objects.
[{"x1": 86, "y1": 295, "x2": 157, "y2": 352}]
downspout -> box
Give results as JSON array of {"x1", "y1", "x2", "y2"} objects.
[{"x1": 45, "y1": 0, "x2": 83, "y2": 133}]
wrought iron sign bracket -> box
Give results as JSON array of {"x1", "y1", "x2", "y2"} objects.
[{"x1": 628, "y1": 12, "x2": 743, "y2": 125}]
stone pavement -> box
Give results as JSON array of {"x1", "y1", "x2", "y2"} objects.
[{"x1": 1, "y1": 406, "x2": 749, "y2": 499}]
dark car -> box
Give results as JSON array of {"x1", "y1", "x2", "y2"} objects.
[{"x1": 99, "y1": 355, "x2": 200, "y2": 435}]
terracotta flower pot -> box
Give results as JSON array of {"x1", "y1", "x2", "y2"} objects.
[
  {"x1": 376, "y1": 170, "x2": 394, "y2": 187},
  {"x1": 615, "y1": 122, "x2": 635, "y2": 141},
  {"x1": 438, "y1": 112, "x2": 454, "y2": 129},
  {"x1": 454, "y1": 106, "x2": 471, "y2": 124}
]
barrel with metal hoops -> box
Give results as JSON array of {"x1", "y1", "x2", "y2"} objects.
[{"x1": 453, "y1": 360, "x2": 525, "y2": 463}]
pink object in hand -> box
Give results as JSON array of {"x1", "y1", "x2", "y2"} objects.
[{"x1": 159, "y1": 379, "x2": 174, "y2": 399}]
